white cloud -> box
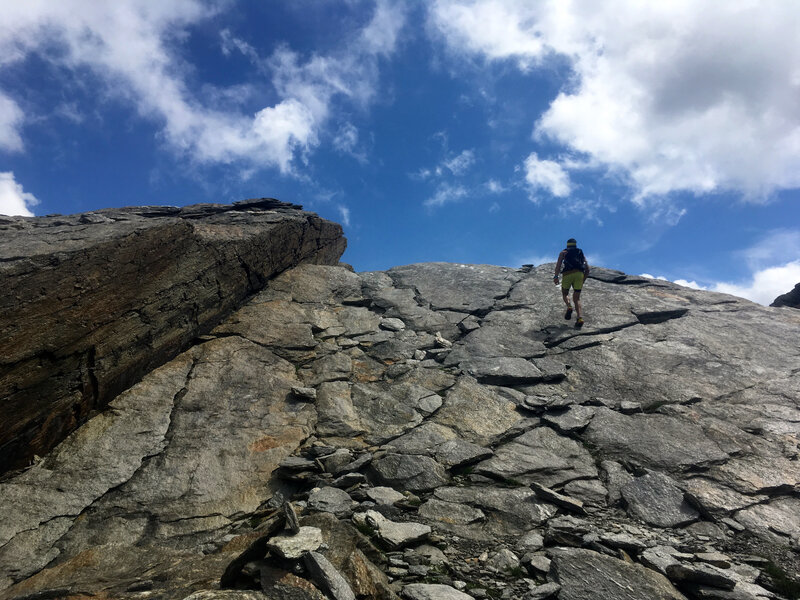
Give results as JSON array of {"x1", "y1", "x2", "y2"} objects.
[
  {"x1": 642, "y1": 274, "x2": 705, "y2": 290},
  {"x1": 0, "y1": 92, "x2": 24, "y2": 152},
  {"x1": 0, "y1": 1, "x2": 404, "y2": 173},
  {"x1": 711, "y1": 261, "x2": 800, "y2": 306},
  {"x1": 0, "y1": 172, "x2": 39, "y2": 216},
  {"x1": 485, "y1": 179, "x2": 506, "y2": 194},
  {"x1": 424, "y1": 184, "x2": 468, "y2": 208},
  {"x1": 444, "y1": 149, "x2": 476, "y2": 175},
  {"x1": 641, "y1": 233, "x2": 800, "y2": 305},
  {"x1": 430, "y1": 1, "x2": 800, "y2": 200},
  {"x1": 516, "y1": 253, "x2": 554, "y2": 267},
  {"x1": 337, "y1": 204, "x2": 351, "y2": 227},
  {"x1": 524, "y1": 152, "x2": 571, "y2": 198}
]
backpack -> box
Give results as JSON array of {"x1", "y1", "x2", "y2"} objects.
[{"x1": 562, "y1": 247, "x2": 586, "y2": 272}]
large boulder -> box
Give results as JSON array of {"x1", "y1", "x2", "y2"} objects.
[{"x1": 771, "y1": 282, "x2": 800, "y2": 308}]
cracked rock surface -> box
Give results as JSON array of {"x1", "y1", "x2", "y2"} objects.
[
  {"x1": 1, "y1": 257, "x2": 799, "y2": 599},
  {"x1": 0, "y1": 199, "x2": 345, "y2": 473}
]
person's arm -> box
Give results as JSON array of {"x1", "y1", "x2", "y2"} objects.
[
  {"x1": 582, "y1": 254, "x2": 590, "y2": 276},
  {"x1": 554, "y1": 251, "x2": 565, "y2": 282}
]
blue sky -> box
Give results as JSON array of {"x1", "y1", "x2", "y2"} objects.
[{"x1": 1, "y1": 1, "x2": 799, "y2": 305}]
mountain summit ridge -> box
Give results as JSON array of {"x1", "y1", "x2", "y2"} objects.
[{"x1": 0, "y1": 201, "x2": 798, "y2": 600}]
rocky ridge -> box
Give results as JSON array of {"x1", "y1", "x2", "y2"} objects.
[
  {"x1": 0, "y1": 199, "x2": 345, "y2": 473},
  {"x1": 1, "y1": 209, "x2": 799, "y2": 600}
]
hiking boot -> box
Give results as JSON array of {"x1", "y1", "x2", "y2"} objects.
[
  {"x1": 575, "y1": 317, "x2": 584, "y2": 328},
  {"x1": 564, "y1": 306, "x2": 573, "y2": 320}
]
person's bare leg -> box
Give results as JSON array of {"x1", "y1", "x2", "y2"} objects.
[
  {"x1": 562, "y1": 288, "x2": 571, "y2": 308},
  {"x1": 573, "y1": 289, "x2": 582, "y2": 320}
]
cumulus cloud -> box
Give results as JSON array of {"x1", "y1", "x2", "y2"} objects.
[
  {"x1": 711, "y1": 262, "x2": 800, "y2": 306},
  {"x1": 524, "y1": 152, "x2": 571, "y2": 198},
  {"x1": 0, "y1": 0, "x2": 404, "y2": 173},
  {"x1": 642, "y1": 232, "x2": 800, "y2": 305},
  {"x1": 429, "y1": 1, "x2": 800, "y2": 200},
  {"x1": 424, "y1": 184, "x2": 468, "y2": 208},
  {"x1": 0, "y1": 172, "x2": 39, "y2": 216}
]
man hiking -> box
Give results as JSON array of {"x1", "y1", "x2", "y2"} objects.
[{"x1": 554, "y1": 238, "x2": 590, "y2": 328}]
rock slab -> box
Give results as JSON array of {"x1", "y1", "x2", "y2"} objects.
[{"x1": 0, "y1": 199, "x2": 345, "y2": 473}]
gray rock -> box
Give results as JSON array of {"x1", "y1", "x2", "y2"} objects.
[
  {"x1": 563, "y1": 479, "x2": 609, "y2": 508},
  {"x1": 331, "y1": 472, "x2": 367, "y2": 488},
  {"x1": 681, "y1": 477, "x2": 768, "y2": 518},
  {"x1": 523, "y1": 582, "x2": 561, "y2": 600},
  {"x1": 601, "y1": 460, "x2": 635, "y2": 506},
  {"x1": 183, "y1": 593, "x2": 270, "y2": 600},
  {"x1": 435, "y1": 439, "x2": 493, "y2": 468},
  {"x1": 476, "y1": 427, "x2": 597, "y2": 488},
  {"x1": 486, "y1": 548, "x2": 520, "y2": 572},
  {"x1": 419, "y1": 499, "x2": 485, "y2": 525},
  {"x1": 621, "y1": 472, "x2": 700, "y2": 528},
  {"x1": 545, "y1": 515, "x2": 591, "y2": 547},
  {"x1": 381, "y1": 317, "x2": 407, "y2": 331},
  {"x1": 530, "y1": 482, "x2": 586, "y2": 515},
  {"x1": 338, "y1": 452, "x2": 374, "y2": 474},
  {"x1": 291, "y1": 386, "x2": 318, "y2": 401},
  {"x1": 460, "y1": 357, "x2": 548, "y2": 385},
  {"x1": 279, "y1": 456, "x2": 318, "y2": 471},
  {"x1": 434, "y1": 487, "x2": 556, "y2": 535},
  {"x1": 542, "y1": 405, "x2": 596, "y2": 433},
  {"x1": 307, "y1": 487, "x2": 356, "y2": 518},
  {"x1": 584, "y1": 408, "x2": 729, "y2": 470},
  {"x1": 402, "y1": 583, "x2": 476, "y2": 600},
  {"x1": 283, "y1": 502, "x2": 301, "y2": 534},
  {"x1": 320, "y1": 449, "x2": 354, "y2": 474},
  {"x1": 353, "y1": 510, "x2": 431, "y2": 548},
  {"x1": 304, "y1": 551, "x2": 356, "y2": 600},
  {"x1": 369, "y1": 454, "x2": 449, "y2": 492},
  {"x1": 733, "y1": 496, "x2": 800, "y2": 542},
  {"x1": 433, "y1": 376, "x2": 525, "y2": 445},
  {"x1": 665, "y1": 562, "x2": 737, "y2": 590},
  {"x1": 550, "y1": 547, "x2": 687, "y2": 600},
  {"x1": 366, "y1": 486, "x2": 405, "y2": 505},
  {"x1": 387, "y1": 422, "x2": 459, "y2": 455},
  {"x1": 527, "y1": 554, "x2": 551, "y2": 575},
  {"x1": 517, "y1": 531, "x2": 545, "y2": 552},
  {"x1": 267, "y1": 526, "x2": 324, "y2": 559},
  {"x1": 640, "y1": 546, "x2": 682, "y2": 575}
]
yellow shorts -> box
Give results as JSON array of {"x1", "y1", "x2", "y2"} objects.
[{"x1": 561, "y1": 270, "x2": 585, "y2": 291}]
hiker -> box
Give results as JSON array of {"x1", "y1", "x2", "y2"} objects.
[{"x1": 554, "y1": 238, "x2": 590, "y2": 327}]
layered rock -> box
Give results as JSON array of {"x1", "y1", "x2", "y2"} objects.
[
  {"x1": 1, "y1": 244, "x2": 799, "y2": 599},
  {"x1": 0, "y1": 199, "x2": 345, "y2": 473}
]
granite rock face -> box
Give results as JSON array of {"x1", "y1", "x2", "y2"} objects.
[
  {"x1": 1, "y1": 242, "x2": 799, "y2": 599},
  {"x1": 0, "y1": 199, "x2": 345, "y2": 473}
]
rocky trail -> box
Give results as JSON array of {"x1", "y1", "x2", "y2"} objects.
[{"x1": 1, "y1": 202, "x2": 799, "y2": 600}]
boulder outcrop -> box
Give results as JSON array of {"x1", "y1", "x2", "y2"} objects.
[
  {"x1": 1, "y1": 212, "x2": 799, "y2": 600},
  {"x1": 0, "y1": 199, "x2": 345, "y2": 474},
  {"x1": 771, "y1": 283, "x2": 800, "y2": 308}
]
